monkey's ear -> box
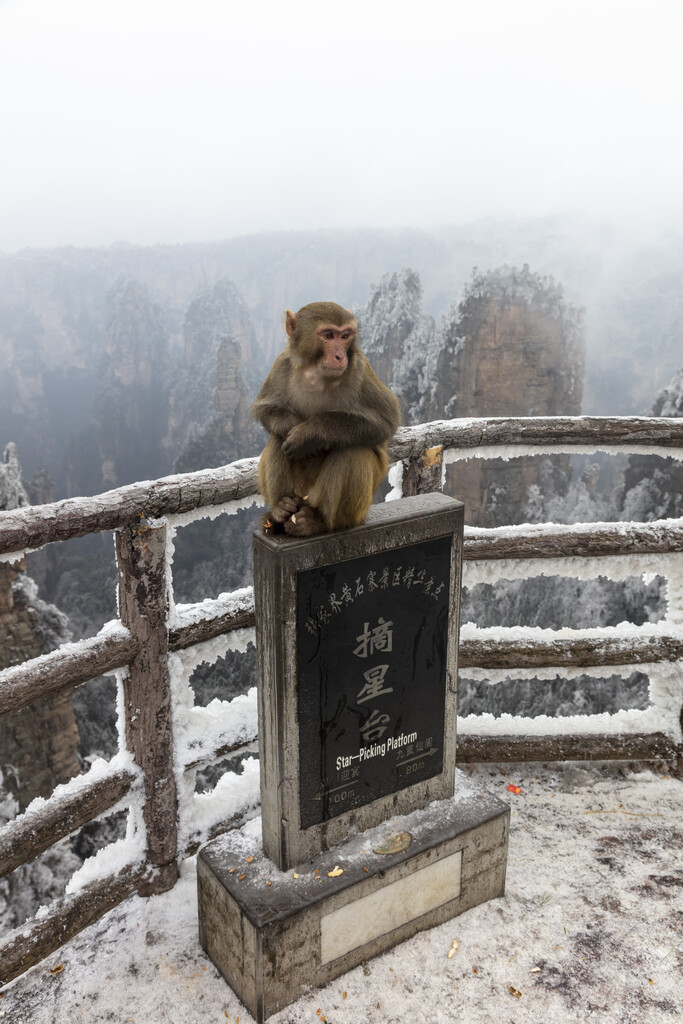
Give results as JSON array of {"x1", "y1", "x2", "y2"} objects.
[{"x1": 285, "y1": 310, "x2": 297, "y2": 338}]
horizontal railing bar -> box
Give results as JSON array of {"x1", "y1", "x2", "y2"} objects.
[
  {"x1": 457, "y1": 732, "x2": 678, "y2": 764},
  {"x1": 0, "y1": 762, "x2": 137, "y2": 880},
  {"x1": 174, "y1": 612, "x2": 683, "y2": 671},
  {"x1": 184, "y1": 737, "x2": 258, "y2": 773},
  {"x1": 183, "y1": 806, "x2": 257, "y2": 859},
  {"x1": 3, "y1": 611, "x2": 679, "y2": 727},
  {"x1": 463, "y1": 518, "x2": 683, "y2": 561},
  {"x1": 169, "y1": 607, "x2": 255, "y2": 652},
  {"x1": 3, "y1": 418, "x2": 683, "y2": 556},
  {"x1": 0, "y1": 861, "x2": 146, "y2": 987},
  {"x1": 0, "y1": 624, "x2": 138, "y2": 718},
  {"x1": 391, "y1": 415, "x2": 683, "y2": 460},
  {"x1": 0, "y1": 457, "x2": 260, "y2": 555},
  {"x1": 185, "y1": 732, "x2": 677, "y2": 776},
  {"x1": 459, "y1": 631, "x2": 683, "y2": 669}
]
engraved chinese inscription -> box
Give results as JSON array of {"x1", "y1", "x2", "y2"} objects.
[{"x1": 297, "y1": 535, "x2": 452, "y2": 829}]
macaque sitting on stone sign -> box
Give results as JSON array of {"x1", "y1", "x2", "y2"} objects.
[{"x1": 252, "y1": 301, "x2": 401, "y2": 536}]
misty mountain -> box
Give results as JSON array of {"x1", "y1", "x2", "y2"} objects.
[
  {"x1": 359, "y1": 267, "x2": 437, "y2": 425},
  {"x1": 1, "y1": 217, "x2": 683, "y2": 501},
  {"x1": 361, "y1": 264, "x2": 584, "y2": 528},
  {"x1": 64, "y1": 276, "x2": 173, "y2": 494},
  {"x1": 172, "y1": 278, "x2": 264, "y2": 474}
]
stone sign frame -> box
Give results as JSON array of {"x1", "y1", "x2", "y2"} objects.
[{"x1": 253, "y1": 492, "x2": 464, "y2": 870}]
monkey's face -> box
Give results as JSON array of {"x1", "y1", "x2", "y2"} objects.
[
  {"x1": 316, "y1": 323, "x2": 355, "y2": 377},
  {"x1": 285, "y1": 304, "x2": 358, "y2": 390}
]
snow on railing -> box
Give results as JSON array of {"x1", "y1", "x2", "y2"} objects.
[{"x1": 1, "y1": 415, "x2": 682, "y2": 985}]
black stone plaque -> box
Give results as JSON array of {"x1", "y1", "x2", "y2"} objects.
[{"x1": 297, "y1": 535, "x2": 451, "y2": 829}]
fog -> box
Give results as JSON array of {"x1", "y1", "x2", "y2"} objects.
[{"x1": 1, "y1": 0, "x2": 682, "y2": 252}]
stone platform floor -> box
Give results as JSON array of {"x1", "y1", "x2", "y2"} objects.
[{"x1": 2, "y1": 761, "x2": 681, "y2": 1024}]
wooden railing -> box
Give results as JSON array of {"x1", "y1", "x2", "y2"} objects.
[{"x1": 1, "y1": 415, "x2": 682, "y2": 984}]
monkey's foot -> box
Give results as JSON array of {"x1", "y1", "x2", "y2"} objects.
[
  {"x1": 260, "y1": 512, "x2": 280, "y2": 534},
  {"x1": 272, "y1": 494, "x2": 303, "y2": 523},
  {"x1": 283, "y1": 504, "x2": 327, "y2": 537}
]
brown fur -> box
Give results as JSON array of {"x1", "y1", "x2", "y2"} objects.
[{"x1": 253, "y1": 301, "x2": 401, "y2": 536}]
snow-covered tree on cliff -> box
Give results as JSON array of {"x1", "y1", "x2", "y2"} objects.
[
  {"x1": 621, "y1": 363, "x2": 683, "y2": 521},
  {"x1": 359, "y1": 269, "x2": 439, "y2": 425},
  {"x1": 0, "y1": 443, "x2": 28, "y2": 511}
]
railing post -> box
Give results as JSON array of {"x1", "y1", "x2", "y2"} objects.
[
  {"x1": 115, "y1": 519, "x2": 178, "y2": 894},
  {"x1": 664, "y1": 557, "x2": 683, "y2": 776},
  {"x1": 402, "y1": 445, "x2": 444, "y2": 496}
]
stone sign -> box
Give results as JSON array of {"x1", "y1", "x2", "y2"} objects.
[
  {"x1": 253, "y1": 492, "x2": 463, "y2": 871},
  {"x1": 197, "y1": 492, "x2": 511, "y2": 1022}
]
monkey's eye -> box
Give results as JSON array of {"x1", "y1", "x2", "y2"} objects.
[{"x1": 322, "y1": 330, "x2": 335, "y2": 340}]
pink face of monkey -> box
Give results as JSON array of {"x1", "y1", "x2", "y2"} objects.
[
  {"x1": 284, "y1": 305, "x2": 358, "y2": 391},
  {"x1": 316, "y1": 323, "x2": 355, "y2": 376}
]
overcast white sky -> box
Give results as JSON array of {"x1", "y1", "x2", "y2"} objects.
[{"x1": 1, "y1": 0, "x2": 682, "y2": 252}]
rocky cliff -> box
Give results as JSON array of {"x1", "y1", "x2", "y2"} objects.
[
  {"x1": 172, "y1": 279, "x2": 262, "y2": 473},
  {"x1": 65, "y1": 275, "x2": 174, "y2": 494},
  {"x1": 430, "y1": 265, "x2": 584, "y2": 420},
  {"x1": 437, "y1": 266, "x2": 584, "y2": 525},
  {"x1": 0, "y1": 445, "x2": 80, "y2": 811},
  {"x1": 361, "y1": 265, "x2": 585, "y2": 525}
]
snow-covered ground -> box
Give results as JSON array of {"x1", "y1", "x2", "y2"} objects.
[{"x1": 2, "y1": 761, "x2": 681, "y2": 1024}]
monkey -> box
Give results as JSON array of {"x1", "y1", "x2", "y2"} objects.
[{"x1": 252, "y1": 301, "x2": 401, "y2": 537}]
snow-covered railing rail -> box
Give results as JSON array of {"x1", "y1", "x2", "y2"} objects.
[
  {"x1": 0, "y1": 460, "x2": 263, "y2": 985},
  {"x1": 457, "y1": 514, "x2": 683, "y2": 765},
  {"x1": 1, "y1": 415, "x2": 682, "y2": 986},
  {"x1": 2, "y1": 417, "x2": 682, "y2": 554},
  {"x1": 0, "y1": 457, "x2": 261, "y2": 554},
  {"x1": 394, "y1": 417, "x2": 683, "y2": 767},
  {"x1": 392, "y1": 414, "x2": 683, "y2": 462}
]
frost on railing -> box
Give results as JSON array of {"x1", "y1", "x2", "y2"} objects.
[
  {"x1": 457, "y1": 518, "x2": 683, "y2": 757},
  {"x1": 0, "y1": 416, "x2": 682, "y2": 985}
]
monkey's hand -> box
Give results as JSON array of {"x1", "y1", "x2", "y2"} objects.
[
  {"x1": 284, "y1": 503, "x2": 327, "y2": 537},
  {"x1": 272, "y1": 494, "x2": 303, "y2": 523},
  {"x1": 281, "y1": 422, "x2": 325, "y2": 459}
]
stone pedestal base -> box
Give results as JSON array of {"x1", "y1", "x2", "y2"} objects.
[{"x1": 198, "y1": 772, "x2": 509, "y2": 1022}]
